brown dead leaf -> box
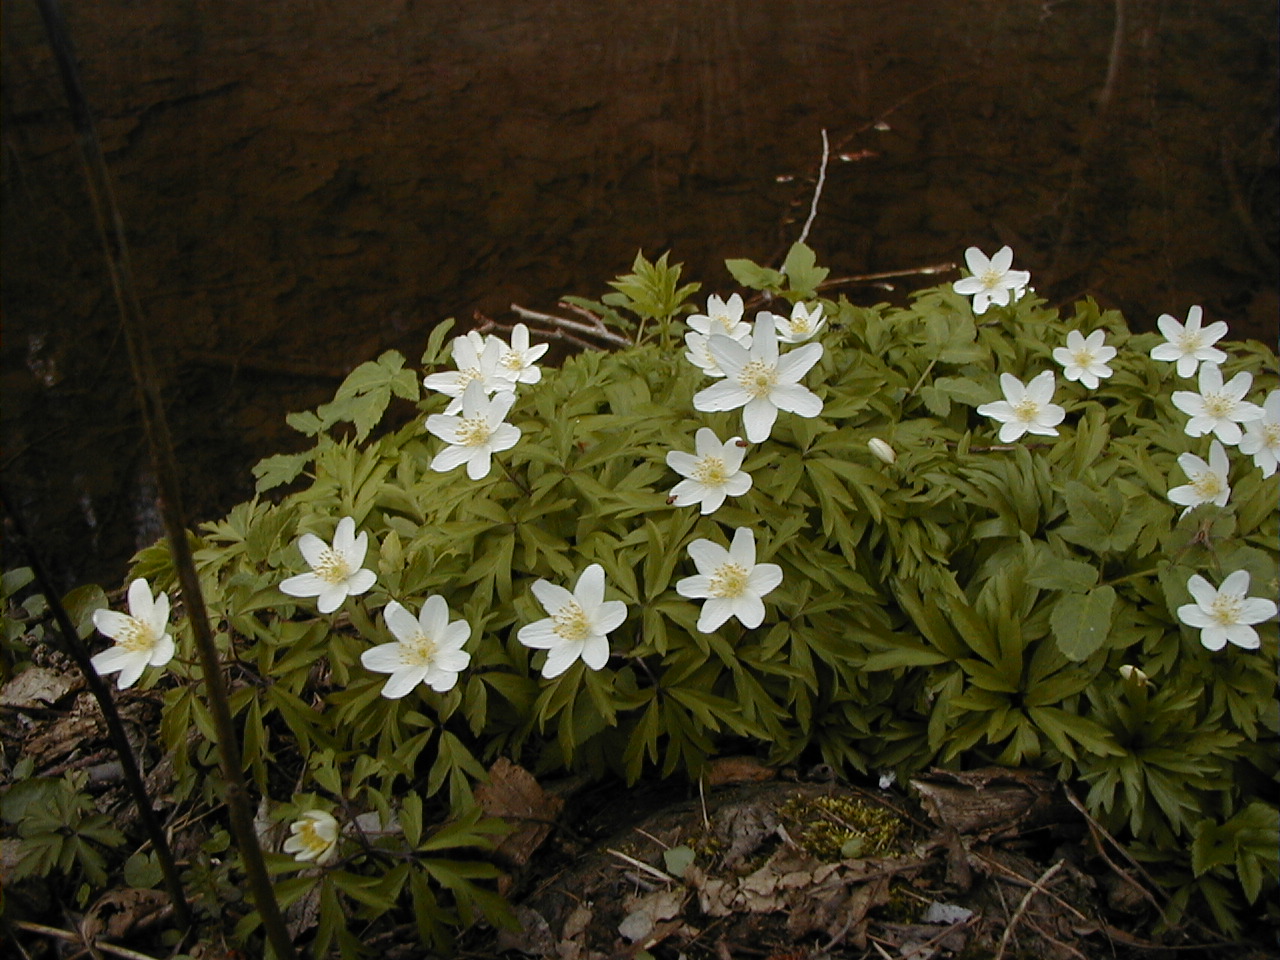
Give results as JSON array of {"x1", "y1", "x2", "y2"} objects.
[
  {"x1": 80, "y1": 888, "x2": 170, "y2": 942},
  {"x1": 1, "y1": 666, "x2": 77, "y2": 708},
  {"x1": 477, "y1": 757, "x2": 564, "y2": 868},
  {"x1": 704, "y1": 755, "x2": 776, "y2": 787}
]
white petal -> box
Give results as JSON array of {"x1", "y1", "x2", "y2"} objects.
[
  {"x1": 344, "y1": 568, "x2": 377, "y2": 597},
  {"x1": 431, "y1": 444, "x2": 473, "y2": 473},
  {"x1": 126, "y1": 579, "x2": 154, "y2": 621},
  {"x1": 542, "y1": 643, "x2": 583, "y2": 679},
  {"x1": 465, "y1": 448, "x2": 493, "y2": 480},
  {"x1": 383, "y1": 602, "x2": 419, "y2": 645},
  {"x1": 727, "y1": 527, "x2": 757, "y2": 567},
  {"x1": 333, "y1": 517, "x2": 357, "y2": 555},
  {"x1": 574, "y1": 564, "x2": 607, "y2": 610},
  {"x1": 769, "y1": 382, "x2": 822, "y2": 418},
  {"x1": 517, "y1": 618, "x2": 560, "y2": 650},
  {"x1": 317, "y1": 584, "x2": 349, "y2": 614},
  {"x1": 686, "y1": 539, "x2": 728, "y2": 574},
  {"x1": 729, "y1": 594, "x2": 766, "y2": 629},
  {"x1": 579, "y1": 636, "x2": 610, "y2": 670},
  {"x1": 694, "y1": 379, "x2": 750, "y2": 413},
  {"x1": 280, "y1": 572, "x2": 325, "y2": 598},
  {"x1": 93, "y1": 609, "x2": 135, "y2": 641},
  {"x1": 676, "y1": 574, "x2": 712, "y2": 599},
  {"x1": 775, "y1": 342, "x2": 823, "y2": 382},
  {"x1": 747, "y1": 563, "x2": 784, "y2": 597},
  {"x1": 382, "y1": 667, "x2": 428, "y2": 699},
  {"x1": 594, "y1": 599, "x2": 628, "y2": 635},
  {"x1": 148, "y1": 635, "x2": 175, "y2": 668},
  {"x1": 696, "y1": 598, "x2": 734, "y2": 633},
  {"x1": 532, "y1": 580, "x2": 575, "y2": 615},
  {"x1": 741, "y1": 397, "x2": 778, "y2": 443},
  {"x1": 362, "y1": 644, "x2": 409, "y2": 673}
]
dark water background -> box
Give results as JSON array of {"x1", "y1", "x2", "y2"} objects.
[{"x1": 3, "y1": 0, "x2": 1277, "y2": 588}]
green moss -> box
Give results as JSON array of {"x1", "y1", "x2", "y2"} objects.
[{"x1": 778, "y1": 793, "x2": 906, "y2": 861}]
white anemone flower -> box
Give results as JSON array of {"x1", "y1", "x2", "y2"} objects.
[
  {"x1": 676, "y1": 527, "x2": 783, "y2": 632},
  {"x1": 770, "y1": 302, "x2": 826, "y2": 343},
  {"x1": 666, "y1": 428, "x2": 752, "y2": 514},
  {"x1": 423, "y1": 331, "x2": 517, "y2": 413},
  {"x1": 361, "y1": 596, "x2": 472, "y2": 698},
  {"x1": 692, "y1": 319, "x2": 823, "y2": 443},
  {"x1": 1177, "y1": 570, "x2": 1276, "y2": 652},
  {"x1": 1171, "y1": 364, "x2": 1263, "y2": 445},
  {"x1": 426, "y1": 380, "x2": 521, "y2": 480},
  {"x1": 90, "y1": 578, "x2": 175, "y2": 690},
  {"x1": 1149, "y1": 305, "x2": 1228, "y2": 378},
  {"x1": 280, "y1": 516, "x2": 377, "y2": 614},
  {"x1": 976, "y1": 371, "x2": 1065, "y2": 442},
  {"x1": 517, "y1": 563, "x2": 627, "y2": 679},
  {"x1": 687, "y1": 293, "x2": 751, "y2": 341},
  {"x1": 494, "y1": 323, "x2": 549, "y2": 385},
  {"x1": 953, "y1": 246, "x2": 1031, "y2": 315},
  {"x1": 283, "y1": 810, "x2": 340, "y2": 864},
  {"x1": 1168, "y1": 441, "x2": 1232, "y2": 516},
  {"x1": 1052, "y1": 329, "x2": 1116, "y2": 389},
  {"x1": 684, "y1": 330, "x2": 738, "y2": 378},
  {"x1": 1239, "y1": 390, "x2": 1280, "y2": 477}
]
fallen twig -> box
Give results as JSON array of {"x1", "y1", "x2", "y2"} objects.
[
  {"x1": 994, "y1": 859, "x2": 1065, "y2": 960},
  {"x1": 795, "y1": 128, "x2": 830, "y2": 249},
  {"x1": 12, "y1": 920, "x2": 160, "y2": 960},
  {"x1": 508, "y1": 303, "x2": 631, "y2": 349}
]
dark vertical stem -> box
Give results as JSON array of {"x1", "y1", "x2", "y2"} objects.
[
  {"x1": 32, "y1": 2, "x2": 297, "y2": 957},
  {"x1": 0, "y1": 486, "x2": 193, "y2": 933}
]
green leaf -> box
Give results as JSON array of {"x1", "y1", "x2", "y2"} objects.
[
  {"x1": 421, "y1": 318, "x2": 457, "y2": 367},
  {"x1": 782, "y1": 242, "x2": 829, "y2": 298},
  {"x1": 60, "y1": 584, "x2": 107, "y2": 639},
  {"x1": 724, "y1": 257, "x2": 784, "y2": 292},
  {"x1": 1026, "y1": 555, "x2": 1098, "y2": 592},
  {"x1": 253, "y1": 450, "x2": 314, "y2": 493},
  {"x1": 1050, "y1": 586, "x2": 1116, "y2": 661}
]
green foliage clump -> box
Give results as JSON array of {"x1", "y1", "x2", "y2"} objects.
[{"x1": 23, "y1": 244, "x2": 1278, "y2": 949}]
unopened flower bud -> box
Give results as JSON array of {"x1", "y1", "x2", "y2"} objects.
[
  {"x1": 867, "y1": 438, "x2": 896, "y2": 464},
  {"x1": 1118, "y1": 664, "x2": 1150, "y2": 687}
]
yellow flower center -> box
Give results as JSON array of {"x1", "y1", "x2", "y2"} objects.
[
  {"x1": 791, "y1": 316, "x2": 811, "y2": 334},
  {"x1": 499, "y1": 351, "x2": 523, "y2": 372},
  {"x1": 1175, "y1": 330, "x2": 1206, "y2": 351},
  {"x1": 1191, "y1": 471, "x2": 1226, "y2": 499},
  {"x1": 296, "y1": 820, "x2": 332, "y2": 856},
  {"x1": 1071, "y1": 348, "x2": 1094, "y2": 367},
  {"x1": 693, "y1": 456, "x2": 729, "y2": 486},
  {"x1": 314, "y1": 547, "x2": 352, "y2": 585},
  {"x1": 1208, "y1": 592, "x2": 1243, "y2": 627},
  {"x1": 1013, "y1": 397, "x2": 1041, "y2": 423},
  {"x1": 738, "y1": 360, "x2": 778, "y2": 398},
  {"x1": 118, "y1": 618, "x2": 158, "y2": 653},
  {"x1": 710, "y1": 562, "x2": 749, "y2": 599},
  {"x1": 711, "y1": 312, "x2": 737, "y2": 335},
  {"x1": 456, "y1": 416, "x2": 493, "y2": 447},
  {"x1": 552, "y1": 601, "x2": 592, "y2": 642},
  {"x1": 979, "y1": 267, "x2": 1004, "y2": 290},
  {"x1": 1202, "y1": 392, "x2": 1233, "y2": 419},
  {"x1": 457, "y1": 366, "x2": 483, "y2": 387},
  {"x1": 401, "y1": 633, "x2": 439, "y2": 667},
  {"x1": 1262, "y1": 422, "x2": 1280, "y2": 447}
]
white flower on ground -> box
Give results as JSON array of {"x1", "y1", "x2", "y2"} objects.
[
  {"x1": 1167, "y1": 441, "x2": 1232, "y2": 516},
  {"x1": 770, "y1": 302, "x2": 826, "y2": 343},
  {"x1": 1239, "y1": 390, "x2": 1280, "y2": 477},
  {"x1": 280, "y1": 516, "x2": 377, "y2": 614},
  {"x1": 425, "y1": 380, "x2": 521, "y2": 480},
  {"x1": 692, "y1": 319, "x2": 823, "y2": 443},
  {"x1": 953, "y1": 246, "x2": 1031, "y2": 315},
  {"x1": 666, "y1": 428, "x2": 752, "y2": 515},
  {"x1": 1149, "y1": 305, "x2": 1228, "y2": 378},
  {"x1": 283, "y1": 810, "x2": 340, "y2": 864},
  {"x1": 517, "y1": 564, "x2": 627, "y2": 679},
  {"x1": 1052, "y1": 329, "x2": 1116, "y2": 389},
  {"x1": 90, "y1": 578, "x2": 174, "y2": 690},
  {"x1": 676, "y1": 527, "x2": 783, "y2": 632},
  {"x1": 495, "y1": 323, "x2": 549, "y2": 385},
  {"x1": 1170, "y1": 364, "x2": 1263, "y2": 445},
  {"x1": 1177, "y1": 570, "x2": 1276, "y2": 651},
  {"x1": 867, "y1": 438, "x2": 897, "y2": 465},
  {"x1": 423, "y1": 331, "x2": 517, "y2": 413},
  {"x1": 976, "y1": 371, "x2": 1065, "y2": 442},
  {"x1": 361, "y1": 596, "x2": 472, "y2": 698},
  {"x1": 687, "y1": 293, "x2": 751, "y2": 341}
]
